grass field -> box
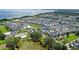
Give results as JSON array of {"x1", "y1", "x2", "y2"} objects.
[{"x1": 62, "y1": 34, "x2": 78, "y2": 44}]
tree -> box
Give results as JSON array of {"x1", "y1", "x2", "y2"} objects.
[
  {"x1": 42, "y1": 36, "x2": 55, "y2": 48},
  {"x1": 62, "y1": 44, "x2": 68, "y2": 50},
  {"x1": 42, "y1": 36, "x2": 68, "y2": 50},
  {"x1": 75, "y1": 32, "x2": 79, "y2": 36},
  {"x1": 5, "y1": 25, "x2": 10, "y2": 31},
  {"x1": 0, "y1": 18, "x2": 9, "y2": 22},
  {"x1": 0, "y1": 31, "x2": 6, "y2": 40},
  {"x1": 5, "y1": 37, "x2": 18, "y2": 50},
  {"x1": 66, "y1": 32, "x2": 69, "y2": 37},
  {"x1": 51, "y1": 42, "x2": 62, "y2": 50},
  {"x1": 48, "y1": 42, "x2": 68, "y2": 50},
  {"x1": 30, "y1": 31, "x2": 42, "y2": 42}
]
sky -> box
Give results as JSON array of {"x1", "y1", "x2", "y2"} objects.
[{"x1": 0, "y1": 9, "x2": 54, "y2": 19}]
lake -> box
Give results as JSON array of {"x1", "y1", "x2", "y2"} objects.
[{"x1": 0, "y1": 9, "x2": 54, "y2": 19}]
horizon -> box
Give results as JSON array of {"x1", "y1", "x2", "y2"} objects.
[
  {"x1": 0, "y1": 9, "x2": 54, "y2": 19},
  {"x1": 0, "y1": 9, "x2": 79, "y2": 19}
]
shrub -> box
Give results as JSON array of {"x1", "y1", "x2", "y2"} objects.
[
  {"x1": 42, "y1": 36, "x2": 68, "y2": 50},
  {"x1": 5, "y1": 37, "x2": 19, "y2": 50},
  {"x1": 30, "y1": 31, "x2": 42, "y2": 42},
  {"x1": 0, "y1": 31, "x2": 6, "y2": 40}
]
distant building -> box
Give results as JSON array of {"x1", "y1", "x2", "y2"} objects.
[
  {"x1": 8, "y1": 22, "x2": 18, "y2": 30},
  {"x1": 4, "y1": 32, "x2": 11, "y2": 36}
]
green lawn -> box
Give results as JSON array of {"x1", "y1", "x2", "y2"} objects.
[
  {"x1": 62, "y1": 34, "x2": 78, "y2": 44},
  {"x1": 0, "y1": 26, "x2": 8, "y2": 33}
]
